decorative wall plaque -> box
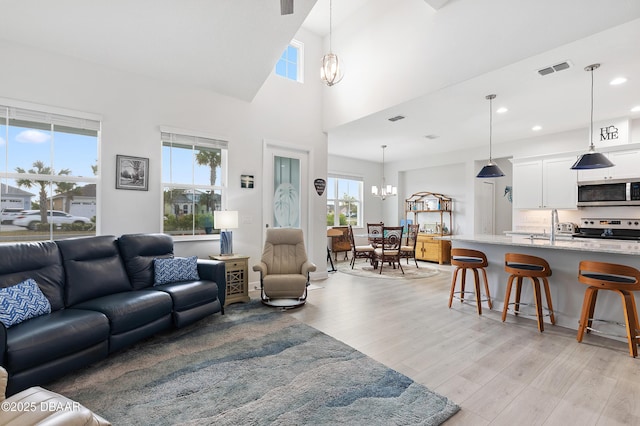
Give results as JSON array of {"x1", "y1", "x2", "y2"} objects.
[{"x1": 314, "y1": 178, "x2": 326, "y2": 196}]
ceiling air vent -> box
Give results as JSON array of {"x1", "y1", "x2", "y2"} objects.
[
  {"x1": 537, "y1": 61, "x2": 571, "y2": 76},
  {"x1": 388, "y1": 115, "x2": 405, "y2": 122}
]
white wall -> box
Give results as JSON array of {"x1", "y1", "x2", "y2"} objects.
[
  {"x1": 0, "y1": 27, "x2": 327, "y2": 283},
  {"x1": 401, "y1": 163, "x2": 467, "y2": 234}
]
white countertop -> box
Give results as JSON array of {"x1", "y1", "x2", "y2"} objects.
[{"x1": 442, "y1": 234, "x2": 640, "y2": 255}]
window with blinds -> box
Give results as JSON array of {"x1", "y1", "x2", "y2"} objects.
[
  {"x1": 326, "y1": 175, "x2": 363, "y2": 227},
  {"x1": 0, "y1": 103, "x2": 100, "y2": 242},
  {"x1": 161, "y1": 128, "x2": 229, "y2": 237}
]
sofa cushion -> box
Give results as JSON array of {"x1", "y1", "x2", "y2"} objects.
[
  {"x1": 154, "y1": 256, "x2": 200, "y2": 285},
  {"x1": 118, "y1": 233, "x2": 174, "y2": 289},
  {"x1": 154, "y1": 280, "x2": 218, "y2": 311},
  {"x1": 5, "y1": 308, "x2": 109, "y2": 373},
  {"x1": 72, "y1": 290, "x2": 173, "y2": 335},
  {"x1": 0, "y1": 241, "x2": 65, "y2": 311},
  {"x1": 56, "y1": 236, "x2": 133, "y2": 306},
  {"x1": 0, "y1": 279, "x2": 51, "y2": 328}
]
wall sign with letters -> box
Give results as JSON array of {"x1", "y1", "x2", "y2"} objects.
[{"x1": 594, "y1": 118, "x2": 629, "y2": 148}]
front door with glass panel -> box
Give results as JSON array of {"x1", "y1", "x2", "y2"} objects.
[
  {"x1": 262, "y1": 142, "x2": 308, "y2": 237},
  {"x1": 273, "y1": 155, "x2": 300, "y2": 227}
]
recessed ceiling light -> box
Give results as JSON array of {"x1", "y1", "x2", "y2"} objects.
[
  {"x1": 610, "y1": 77, "x2": 627, "y2": 85},
  {"x1": 631, "y1": 105, "x2": 640, "y2": 112},
  {"x1": 532, "y1": 125, "x2": 542, "y2": 131},
  {"x1": 496, "y1": 107, "x2": 508, "y2": 114}
]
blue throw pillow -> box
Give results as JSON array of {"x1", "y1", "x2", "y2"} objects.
[
  {"x1": 154, "y1": 256, "x2": 200, "y2": 285},
  {"x1": 0, "y1": 278, "x2": 52, "y2": 328}
]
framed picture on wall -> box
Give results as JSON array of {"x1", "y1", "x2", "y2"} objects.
[
  {"x1": 116, "y1": 155, "x2": 149, "y2": 191},
  {"x1": 241, "y1": 174, "x2": 254, "y2": 189}
]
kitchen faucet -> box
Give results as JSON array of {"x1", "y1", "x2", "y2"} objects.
[{"x1": 550, "y1": 209, "x2": 559, "y2": 242}]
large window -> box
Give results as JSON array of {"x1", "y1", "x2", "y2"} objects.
[
  {"x1": 0, "y1": 103, "x2": 100, "y2": 242},
  {"x1": 275, "y1": 40, "x2": 304, "y2": 83},
  {"x1": 161, "y1": 129, "x2": 228, "y2": 237},
  {"x1": 326, "y1": 176, "x2": 363, "y2": 227}
]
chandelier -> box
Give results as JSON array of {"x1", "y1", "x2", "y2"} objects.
[
  {"x1": 371, "y1": 145, "x2": 397, "y2": 200},
  {"x1": 320, "y1": 0, "x2": 344, "y2": 86}
]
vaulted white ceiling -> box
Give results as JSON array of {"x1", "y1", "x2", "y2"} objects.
[
  {"x1": 0, "y1": 0, "x2": 638, "y2": 164},
  {"x1": 0, "y1": 0, "x2": 318, "y2": 101}
]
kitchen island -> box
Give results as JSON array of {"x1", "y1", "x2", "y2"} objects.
[{"x1": 445, "y1": 234, "x2": 640, "y2": 334}]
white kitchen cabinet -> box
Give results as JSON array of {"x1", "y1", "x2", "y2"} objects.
[
  {"x1": 513, "y1": 160, "x2": 542, "y2": 209},
  {"x1": 577, "y1": 150, "x2": 640, "y2": 181},
  {"x1": 607, "y1": 150, "x2": 640, "y2": 179},
  {"x1": 543, "y1": 156, "x2": 578, "y2": 208},
  {"x1": 513, "y1": 156, "x2": 577, "y2": 209}
]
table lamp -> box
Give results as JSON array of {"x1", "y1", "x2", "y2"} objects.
[{"x1": 214, "y1": 210, "x2": 238, "y2": 256}]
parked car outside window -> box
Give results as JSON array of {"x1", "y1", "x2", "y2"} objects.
[
  {"x1": 0, "y1": 208, "x2": 23, "y2": 224},
  {"x1": 12, "y1": 210, "x2": 92, "y2": 230}
]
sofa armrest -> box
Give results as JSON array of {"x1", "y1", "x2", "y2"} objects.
[
  {"x1": 0, "y1": 323, "x2": 6, "y2": 367},
  {"x1": 301, "y1": 260, "x2": 317, "y2": 276},
  {"x1": 197, "y1": 259, "x2": 226, "y2": 307}
]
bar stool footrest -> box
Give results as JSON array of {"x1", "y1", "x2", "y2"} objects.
[
  {"x1": 505, "y1": 302, "x2": 554, "y2": 318},
  {"x1": 584, "y1": 318, "x2": 640, "y2": 340},
  {"x1": 451, "y1": 291, "x2": 491, "y2": 305}
]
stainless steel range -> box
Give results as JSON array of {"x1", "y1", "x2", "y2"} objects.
[{"x1": 574, "y1": 218, "x2": 640, "y2": 241}]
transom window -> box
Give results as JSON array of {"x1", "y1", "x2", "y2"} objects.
[
  {"x1": 275, "y1": 40, "x2": 304, "y2": 83},
  {"x1": 0, "y1": 102, "x2": 100, "y2": 242},
  {"x1": 326, "y1": 176, "x2": 363, "y2": 227},
  {"x1": 161, "y1": 129, "x2": 229, "y2": 237}
]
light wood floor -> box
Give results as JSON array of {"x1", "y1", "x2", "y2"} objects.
[{"x1": 272, "y1": 259, "x2": 640, "y2": 425}]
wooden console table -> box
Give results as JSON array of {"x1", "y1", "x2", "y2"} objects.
[
  {"x1": 416, "y1": 234, "x2": 451, "y2": 265},
  {"x1": 209, "y1": 255, "x2": 250, "y2": 306}
]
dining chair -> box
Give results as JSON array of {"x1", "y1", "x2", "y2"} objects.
[
  {"x1": 348, "y1": 225, "x2": 374, "y2": 269},
  {"x1": 367, "y1": 222, "x2": 384, "y2": 248},
  {"x1": 400, "y1": 224, "x2": 420, "y2": 267},
  {"x1": 373, "y1": 226, "x2": 404, "y2": 275}
]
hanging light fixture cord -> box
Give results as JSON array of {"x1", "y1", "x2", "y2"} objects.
[
  {"x1": 486, "y1": 94, "x2": 496, "y2": 162},
  {"x1": 588, "y1": 64, "x2": 596, "y2": 150},
  {"x1": 382, "y1": 144, "x2": 386, "y2": 184},
  {"x1": 329, "y1": 0, "x2": 333, "y2": 53}
]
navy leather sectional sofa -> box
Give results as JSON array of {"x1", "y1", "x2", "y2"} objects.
[{"x1": 0, "y1": 233, "x2": 225, "y2": 396}]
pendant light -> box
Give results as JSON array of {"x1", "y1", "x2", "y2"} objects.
[
  {"x1": 570, "y1": 64, "x2": 614, "y2": 170},
  {"x1": 320, "y1": 0, "x2": 344, "y2": 86},
  {"x1": 476, "y1": 94, "x2": 505, "y2": 178},
  {"x1": 371, "y1": 145, "x2": 397, "y2": 200}
]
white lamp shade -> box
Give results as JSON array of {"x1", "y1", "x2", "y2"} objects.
[{"x1": 214, "y1": 210, "x2": 239, "y2": 229}]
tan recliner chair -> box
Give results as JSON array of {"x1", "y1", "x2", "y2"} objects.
[
  {"x1": 0, "y1": 367, "x2": 110, "y2": 426},
  {"x1": 253, "y1": 228, "x2": 317, "y2": 308}
]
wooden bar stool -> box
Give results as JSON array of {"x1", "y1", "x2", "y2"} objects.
[
  {"x1": 502, "y1": 253, "x2": 555, "y2": 332},
  {"x1": 448, "y1": 248, "x2": 492, "y2": 315},
  {"x1": 576, "y1": 261, "x2": 640, "y2": 357}
]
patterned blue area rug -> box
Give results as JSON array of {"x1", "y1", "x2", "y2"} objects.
[{"x1": 49, "y1": 301, "x2": 459, "y2": 425}]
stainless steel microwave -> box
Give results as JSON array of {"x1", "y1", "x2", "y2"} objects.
[{"x1": 577, "y1": 180, "x2": 640, "y2": 206}]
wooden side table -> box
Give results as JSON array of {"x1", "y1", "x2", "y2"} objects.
[{"x1": 209, "y1": 255, "x2": 250, "y2": 306}]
